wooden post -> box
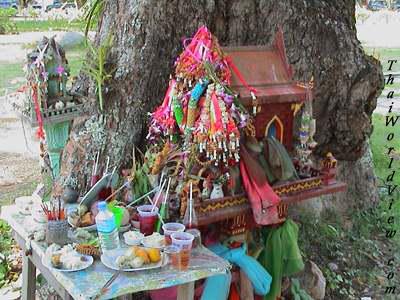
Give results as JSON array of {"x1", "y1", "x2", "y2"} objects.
[
  {"x1": 177, "y1": 282, "x2": 195, "y2": 300},
  {"x1": 21, "y1": 256, "x2": 36, "y2": 300}
]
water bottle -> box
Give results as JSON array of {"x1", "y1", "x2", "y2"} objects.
[{"x1": 96, "y1": 201, "x2": 120, "y2": 253}]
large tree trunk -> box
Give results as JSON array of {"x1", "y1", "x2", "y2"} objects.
[{"x1": 57, "y1": 0, "x2": 383, "y2": 210}]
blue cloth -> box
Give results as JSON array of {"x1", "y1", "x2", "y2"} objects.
[
  {"x1": 208, "y1": 243, "x2": 272, "y2": 296},
  {"x1": 201, "y1": 271, "x2": 232, "y2": 300}
]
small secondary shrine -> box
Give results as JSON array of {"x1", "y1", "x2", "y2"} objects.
[{"x1": 224, "y1": 29, "x2": 310, "y2": 150}]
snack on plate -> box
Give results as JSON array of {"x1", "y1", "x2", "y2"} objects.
[
  {"x1": 142, "y1": 232, "x2": 165, "y2": 248},
  {"x1": 80, "y1": 212, "x2": 94, "y2": 227},
  {"x1": 68, "y1": 204, "x2": 96, "y2": 228},
  {"x1": 115, "y1": 246, "x2": 161, "y2": 269},
  {"x1": 48, "y1": 244, "x2": 88, "y2": 270},
  {"x1": 147, "y1": 248, "x2": 161, "y2": 263},
  {"x1": 123, "y1": 231, "x2": 144, "y2": 246},
  {"x1": 76, "y1": 244, "x2": 101, "y2": 258},
  {"x1": 51, "y1": 254, "x2": 62, "y2": 268}
]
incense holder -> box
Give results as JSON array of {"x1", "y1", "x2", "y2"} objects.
[{"x1": 46, "y1": 219, "x2": 69, "y2": 246}]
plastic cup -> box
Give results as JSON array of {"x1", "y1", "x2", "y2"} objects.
[
  {"x1": 185, "y1": 228, "x2": 201, "y2": 248},
  {"x1": 164, "y1": 245, "x2": 181, "y2": 270},
  {"x1": 162, "y1": 223, "x2": 185, "y2": 245},
  {"x1": 171, "y1": 232, "x2": 194, "y2": 271},
  {"x1": 137, "y1": 205, "x2": 158, "y2": 236},
  {"x1": 109, "y1": 205, "x2": 124, "y2": 228}
]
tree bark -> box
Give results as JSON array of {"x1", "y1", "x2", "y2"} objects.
[{"x1": 57, "y1": 0, "x2": 383, "y2": 208}]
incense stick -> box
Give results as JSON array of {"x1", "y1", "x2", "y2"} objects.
[{"x1": 104, "y1": 156, "x2": 110, "y2": 176}]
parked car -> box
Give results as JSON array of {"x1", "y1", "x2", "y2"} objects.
[
  {"x1": 62, "y1": 2, "x2": 76, "y2": 10},
  {"x1": 31, "y1": 3, "x2": 42, "y2": 10},
  {"x1": 45, "y1": 0, "x2": 62, "y2": 12},
  {"x1": 368, "y1": 0, "x2": 387, "y2": 11},
  {"x1": 0, "y1": 0, "x2": 18, "y2": 9},
  {"x1": 392, "y1": 0, "x2": 400, "y2": 10}
]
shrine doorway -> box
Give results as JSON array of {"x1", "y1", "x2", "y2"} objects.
[{"x1": 265, "y1": 115, "x2": 284, "y2": 142}]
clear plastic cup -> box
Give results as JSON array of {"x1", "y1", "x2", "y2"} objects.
[
  {"x1": 162, "y1": 223, "x2": 185, "y2": 245},
  {"x1": 164, "y1": 245, "x2": 181, "y2": 270},
  {"x1": 137, "y1": 205, "x2": 159, "y2": 236},
  {"x1": 185, "y1": 228, "x2": 201, "y2": 248},
  {"x1": 171, "y1": 232, "x2": 194, "y2": 270}
]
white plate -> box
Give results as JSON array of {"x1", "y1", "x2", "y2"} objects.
[
  {"x1": 141, "y1": 240, "x2": 166, "y2": 249},
  {"x1": 100, "y1": 248, "x2": 167, "y2": 272},
  {"x1": 42, "y1": 254, "x2": 93, "y2": 272},
  {"x1": 123, "y1": 231, "x2": 144, "y2": 246},
  {"x1": 141, "y1": 235, "x2": 166, "y2": 249}
]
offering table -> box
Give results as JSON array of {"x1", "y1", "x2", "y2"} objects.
[{"x1": 1, "y1": 205, "x2": 230, "y2": 300}]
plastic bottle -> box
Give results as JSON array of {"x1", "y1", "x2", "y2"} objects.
[{"x1": 95, "y1": 201, "x2": 120, "y2": 253}]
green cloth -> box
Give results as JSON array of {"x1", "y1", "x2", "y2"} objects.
[
  {"x1": 266, "y1": 137, "x2": 299, "y2": 182},
  {"x1": 258, "y1": 219, "x2": 305, "y2": 300},
  {"x1": 290, "y1": 278, "x2": 312, "y2": 300}
]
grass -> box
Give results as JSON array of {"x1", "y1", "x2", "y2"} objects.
[
  {"x1": 364, "y1": 48, "x2": 400, "y2": 73},
  {"x1": 0, "y1": 62, "x2": 24, "y2": 96},
  {"x1": 298, "y1": 204, "x2": 400, "y2": 299},
  {"x1": 14, "y1": 19, "x2": 86, "y2": 32},
  {"x1": 370, "y1": 114, "x2": 400, "y2": 186},
  {"x1": 0, "y1": 44, "x2": 85, "y2": 96}
]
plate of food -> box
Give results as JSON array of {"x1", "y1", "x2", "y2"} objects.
[
  {"x1": 101, "y1": 246, "x2": 166, "y2": 271},
  {"x1": 123, "y1": 231, "x2": 144, "y2": 246},
  {"x1": 68, "y1": 204, "x2": 97, "y2": 231},
  {"x1": 68, "y1": 203, "x2": 131, "y2": 232},
  {"x1": 43, "y1": 244, "x2": 93, "y2": 272},
  {"x1": 141, "y1": 232, "x2": 166, "y2": 249}
]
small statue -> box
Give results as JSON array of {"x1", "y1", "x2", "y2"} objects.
[{"x1": 322, "y1": 152, "x2": 338, "y2": 185}]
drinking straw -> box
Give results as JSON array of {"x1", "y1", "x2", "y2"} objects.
[
  {"x1": 132, "y1": 147, "x2": 136, "y2": 173},
  {"x1": 189, "y1": 181, "x2": 193, "y2": 226},
  {"x1": 151, "y1": 179, "x2": 167, "y2": 212},
  {"x1": 156, "y1": 177, "x2": 171, "y2": 232},
  {"x1": 91, "y1": 161, "x2": 96, "y2": 177},
  {"x1": 107, "y1": 166, "x2": 117, "y2": 187},
  {"x1": 104, "y1": 156, "x2": 110, "y2": 176},
  {"x1": 159, "y1": 172, "x2": 165, "y2": 188},
  {"x1": 126, "y1": 187, "x2": 158, "y2": 207},
  {"x1": 94, "y1": 151, "x2": 100, "y2": 176},
  {"x1": 146, "y1": 196, "x2": 165, "y2": 226},
  {"x1": 104, "y1": 179, "x2": 132, "y2": 202}
]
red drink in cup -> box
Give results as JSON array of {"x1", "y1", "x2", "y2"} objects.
[
  {"x1": 137, "y1": 205, "x2": 158, "y2": 236},
  {"x1": 171, "y1": 232, "x2": 194, "y2": 271},
  {"x1": 162, "y1": 223, "x2": 185, "y2": 245}
]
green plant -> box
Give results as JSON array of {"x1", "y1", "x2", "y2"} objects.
[
  {"x1": 0, "y1": 8, "x2": 17, "y2": 34},
  {"x1": 0, "y1": 8, "x2": 17, "y2": 17},
  {"x1": 132, "y1": 148, "x2": 151, "y2": 200},
  {"x1": 28, "y1": 8, "x2": 38, "y2": 19},
  {"x1": 0, "y1": 220, "x2": 12, "y2": 288},
  {"x1": 83, "y1": 0, "x2": 105, "y2": 36},
  {"x1": 82, "y1": 33, "x2": 113, "y2": 111}
]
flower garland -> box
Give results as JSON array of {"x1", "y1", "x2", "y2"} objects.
[{"x1": 147, "y1": 26, "x2": 250, "y2": 168}]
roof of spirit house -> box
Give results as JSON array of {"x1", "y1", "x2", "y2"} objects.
[{"x1": 223, "y1": 28, "x2": 312, "y2": 106}]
